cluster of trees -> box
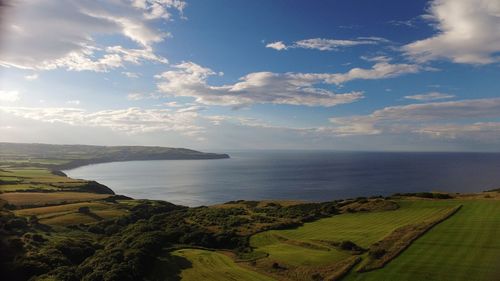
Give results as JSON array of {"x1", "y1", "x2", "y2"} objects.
[{"x1": 253, "y1": 202, "x2": 338, "y2": 221}]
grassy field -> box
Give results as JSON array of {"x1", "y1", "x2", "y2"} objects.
[
  {"x1": 0, "y1": 167, "x2": 89, "y2": 193},
  {"x1": 250, "y1": 200, "x2": 459, "y2": 269},
  {"x1": 344, "y1": 200, "x2": 500, "y2": 281},
  {"x1": 151, "y1": 249, "x2": 276, "y2": 281},
  {"x1": 173, "y1": 249, "x2": 275, "y2": 281},
  {"x1": 0, "y1": 192, "x2": 111, "y2": 207},
  {"x1": 13, "y1": 201, "x2": 128, "y2": 225},
  {"x1": 162, "y1": 200, "x2": 472, "y2": 281}
]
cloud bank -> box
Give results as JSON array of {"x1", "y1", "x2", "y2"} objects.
[
  {"x1": 0, "y1": 0, "x2": 183, "y2": 71},
  {"x1": 155, "y1": 61, "x2": 428, "y2": 107},
  {"x1": 403, "y1": 0, "x2": 500, "y2": 64}
]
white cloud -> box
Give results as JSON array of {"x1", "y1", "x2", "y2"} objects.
[
  {"x1": 132, "y1": 0, "x2": 187, "y2": 20},
  {"x1": 155, "y1": 62, "x2": 363, "y2": 107},
  {"x1": 127, "y1": 93, "x2": 147, "y2": 101},
  {"x1": 267, "y1": 37, "x2": 389, "y2": 51},
  {"x1": 122, "y1": 72, "x2": 141, "y2": 78},
  {"x1": 328, "y1": 97, "x2": 500, "y2": 136},
  {"x1": 0, "y1": 106, "x2": 201, "y2": 136},
  {"x1": 155, "y1": 61, "x2": 427, "y2": 107},
  {"x1": 293, "y1": 62, "x2": 429, "y2": 85},
  {"x1": 321, "y1": 62, "x2": 429, "y2": 85},
  {"x1": 66, "y1": 100, "x2": 81, "y2": 105},
  {"x1": 416, "y1": 122, "x2": 500, "y2": 140},
  {"x1": 162, "y1": 101, "x2": 182, "y2": 107},
  {"x1": 403, "y1": 0, "x2": 500, "y2": 64},
  {"x1": 106, "y1": 45, "x2": 168, "y2": 64},
  {"x1": 0, "y1": 91, "x2": 20, "y2": 102},
  {"x1": 176, "y1": 105, "x2": 206, "y2": 113},
  {"x1": 0, "y1": 0, "x2": 180, "y2": 71},
  {"x1": 294, "y1": 37, "x2": 388, "y2": 51},
  {"x1": 24, "y1": 74, "x2": 39, "y2": 81},
  {"x1": 265, "y1": 41, "x2": 287, "y2": 51},
  {"x1": 404, "y1": 92, "x2": 455, "y2": 101}
]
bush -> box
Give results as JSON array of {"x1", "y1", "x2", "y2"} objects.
[
  {"x1": 369, "y1": 248, "x2": 386, "y2": 259},
  {"x1": 78, "y1": 206, "x2": 91, "y2": 214}
]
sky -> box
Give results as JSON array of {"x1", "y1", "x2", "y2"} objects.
[{"x1": 0, "y1": 0, "x2": 500, "y2": 151}]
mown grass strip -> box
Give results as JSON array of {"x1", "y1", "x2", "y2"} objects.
[{"x1": 358, "y1": 204, "x2": 462, "y2": 272}]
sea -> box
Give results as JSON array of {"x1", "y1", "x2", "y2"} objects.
[{"x1": 64, "y1": 151, "x2": 500, "y2": 206}]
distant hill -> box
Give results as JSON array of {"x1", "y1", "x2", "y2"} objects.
[{"x1": 0, "y1": 142, "x2": 229, "y2": 170}]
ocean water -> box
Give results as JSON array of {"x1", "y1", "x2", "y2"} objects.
[{"x1": 65, "y1": 151, "x2": 500, "y2": 206}]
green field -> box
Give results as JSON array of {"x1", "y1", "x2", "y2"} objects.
[
  {"x1": 151, "y1": 249, "x2": 275, "y2": 281},
  {"x1": 250, "y1": 200, "x2": 459, "y2": 268},
  {"x1": 0, "y1": 167, "x2": 89, "y2": 193},
  {"x1": 344, "y1": 200, "x2": 500, "y2": 281},
  {"x1": 164, "y1": 199, "x2": 500, "y2": 281},
  {"x1": 0, "y1": 192, "x2": 111, "y2": 207},
  {"x1": 14, "y1": 201, "x2": 128, "y2": 226}
]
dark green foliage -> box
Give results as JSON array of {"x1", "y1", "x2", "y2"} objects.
[
  {"x1": 1, "y1": 197, "x2": 344, "y2": 281},
  {"x1": 186, "y1": 207, "x2": 248, "y2": 227},
  {"x1": 254, "y1": 202, "x2": 338, "y2": 221},
  {"x1": 393, "y1": 192, "x2": 452, "y2": 199},
  {"x1": 78, "y1": 206, "x2": 91, "y2": 213},
  {"x1": 28, "y1": 215, "x2": 39, "y2": 225},
  {"x1": 369, "y1": 248, "x2": 387, "y2": 259},
  {"x1": 339, "y1": 240, "x2": 365, "y2": 252},
  {"x1": 55, "y1": 239, "x2": 97, "y2": 264}
]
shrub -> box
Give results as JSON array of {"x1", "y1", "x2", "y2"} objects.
[
  {"x1": 78, "y1": 206, "x2": 91, "y2": 214},
  {"x1": 369, "y1": 248, "x2": 386, "y2": 259}
]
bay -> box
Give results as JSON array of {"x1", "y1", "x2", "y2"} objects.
[{"x1": 65, "y1": 151, "x2": 500, "y2": 206}]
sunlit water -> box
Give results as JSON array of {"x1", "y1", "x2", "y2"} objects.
[{"x1": 65, "y1": 151, "x2": 500, "y2": 206}]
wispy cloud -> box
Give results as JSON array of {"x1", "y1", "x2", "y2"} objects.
[
  {"x1": 0, "y1": 91, "x2": 20, "y2": 102},
  {"x1": 66, "y1": 100, "x2": 81, "y2": 105},
  {"x1": 155, "y1": 62, "x2": 363, "y2": 107},
  {"x1": 266, "y1": 37, "x2": 389, "y2": 51},
  {"x1": 24, "y1": 74, "x2": 39, "y2": 81},
  {"x1": 127, "y1": 93, "x2": 148, "y2": 101},
  {"x1": 265, "y1": 41, "x2": 287, "y2": 51},
  {"x1": 404, "y1": 92, "x2": 455, "y2": 101},
  {"x1": 0, "y1": 106, "x2": 202, "y2": 136},
  {"x1": 328, "y1": 97, "x2": 500, "y2": 137},
  {"x1": 122, "y1": 72, "x2": 141, "y2": 78},
  {"x1": 155, "y1": 61, "x2": 429, "y2": 107}
]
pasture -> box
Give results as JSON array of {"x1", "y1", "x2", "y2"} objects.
[
  {"x1": 0, "y1": 192, "x2": 111, "y2": 207},
  {"x1": 0, "y1": 167, "x2": 88, "y2": 193},
  {"x1": 250, "y1": 200, "x2": 459, "y2": 269},
  {"x1": 14, "y1": 201, "x2": 128, "y2": 226},
  {"x1": 344, "y1": 200, "x2": 500, "y2": 281}
]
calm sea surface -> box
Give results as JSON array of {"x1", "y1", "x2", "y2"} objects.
[{"x1": 65, "y1": 151, "x2": 500, "y2": 206}]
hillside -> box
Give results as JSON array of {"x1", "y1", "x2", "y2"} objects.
[{"x1": 0, "y1": 142, "x2": 229, "y2": 170}]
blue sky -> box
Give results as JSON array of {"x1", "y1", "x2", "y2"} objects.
[{"x1": 1, "y1": 0, "x2": 500, "y2": 151}]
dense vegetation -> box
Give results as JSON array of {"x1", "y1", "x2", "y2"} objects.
[{"x1": 0, "y1": 196, "x2": 347, "y2": 281}]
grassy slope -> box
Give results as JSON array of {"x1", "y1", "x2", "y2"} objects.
[
  {"x1": 344, "y1": 200, "x2": 500, "y2": 281},
  {"x1": 0, "y1": 192, "x2": 110, "y2": 207},
  {"x1": 152, "y1": 249, "x2": 276, "y2": 281},
  {"x1": 250, "y1": 200, "x2": 459, "y2": 268},
  {"x1": 0, "y1": 142, "x2": 229, "y2": 170},
  {"x1": 14, "y1": 201, "x2": 128, "y2": 226}
]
